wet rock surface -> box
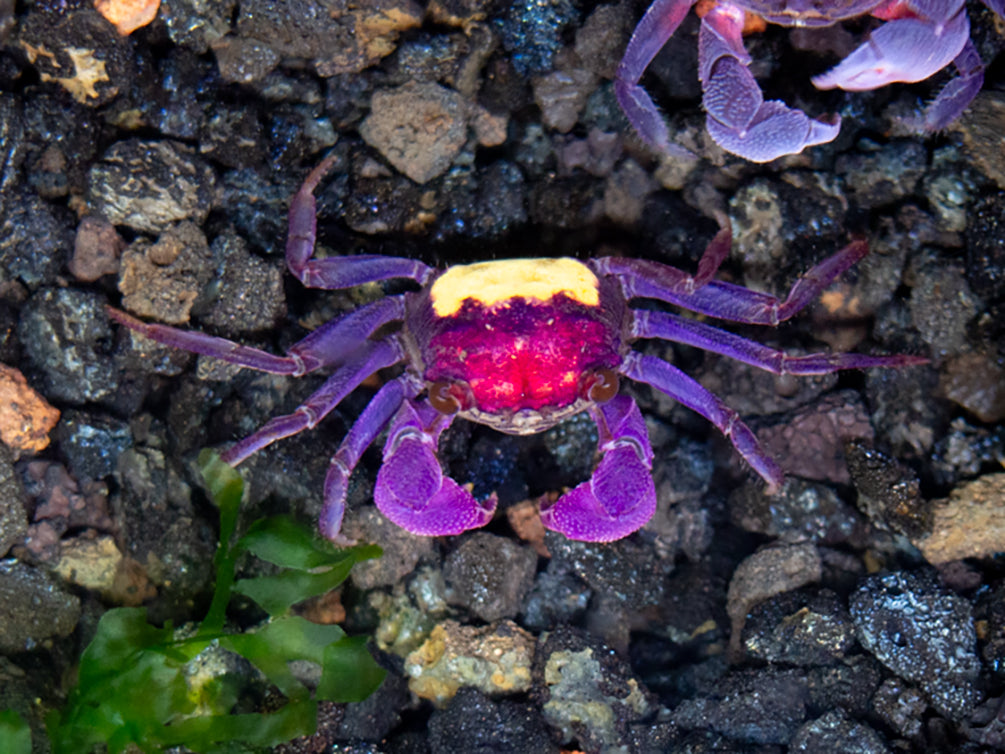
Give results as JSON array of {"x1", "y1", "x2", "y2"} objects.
[{"x1": 0, "y1": 1, "x2": 1003, "y2": 751}]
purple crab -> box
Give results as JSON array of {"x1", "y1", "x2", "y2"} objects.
[
  {"x1": 616, "y1": 0, "x2": 1005, "y2": 162},
  {"x1": 109, "y1": 155, "x2": 925, "y2": 543}
]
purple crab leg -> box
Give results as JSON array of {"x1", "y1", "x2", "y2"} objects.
[
  {"x1": 107, "y1": 297, "x2": 404, "y2": 376},
  {"x1": 608, "y1": 238, "x2": 870, "y2": 325},
  {"x1": 539, "y1": 394, "x2": 657, "y2": 542},
  {"x1": 591, "y1": 225, "x2": 731, "y2": 297},
  {"x1": 319, "y1": 373, "x2": 422, "y2": 544},
  {"x1": 909, "y1": 40, "x2": 984, "y2": 132},
  {"x1": 633, "y1": 310, "x2": 929, "y2": 372},
  {"x1": 811, "y1": 0, "x2": 968, "y2": 93},
  {"x1": 285, "y1": 154, "x2": 434, "y2": 290},
  {"x1": 699, "y1": 5, "x2": 841, "y2": 162},
  {"x1": 614, "y1": 0, "x2": 698, "y2": 155},
  {"x1": 373, "y1": 400, "x2": 498, "y2": 537},
  {"x1": 221, "y1": 336, "x2": 406, "y2": 466},
  {"x1": 623, "y1": 351, "x2": 784, "y2": 491}
]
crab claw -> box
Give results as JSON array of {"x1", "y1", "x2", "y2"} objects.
[
  {"x1": 811, "y1": 3, "x2": 969, "y2": 92},
  {"x1": 699, "y1": 5, "x2": 841, "y2": 162},
  {"x1": 374, "y1": 401, "x2": 497, "y2": 536},
  {"x1": 540, "y1": 395, "x2": 657, "y2": 542}
]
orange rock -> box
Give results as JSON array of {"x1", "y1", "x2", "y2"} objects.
[
  {"x1": 94, "y1": 0, "x2": 160, "y2": 36},
  {"x1": 0, "y1": 364, "x2": 60, "y2": 456},
  {"x1": 506, "y1": 498, "x2": 550, "y2": 558}
]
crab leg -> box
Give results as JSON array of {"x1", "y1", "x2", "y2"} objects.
[
  {"x1": 614, "y1": 0, "x2": 699, "y2": 155},
  {"x1": 319, "y1": 374, "x2": 422, "y2": 543},
  {"x1": 699, "y1": 5, "x2": 841, "y2": 162},
  {"x1": 108, "y1": 297, "x2": 404, "y2": 376},
  {"x1": 633, "y1": 310, "x2": 928, "y2": 372},
  {"x1": 592, "y1": 226, "x2": 732, "y2": 297},
  {"x1": 623, "y1": 351, "x2": 784, "y2": 491},
  {"x1": 811, "y1": 0, "x2": 969, "y2": 105},
  {"x1": 917, "y1": 40, "x2": 984, "y2": 131},
  {"x1": 221, "y1": 336, "x2": 406, "y2": 466},
  {"x1": 610, "y1": 238, "x2": 870, "y2": 325},
  {"x1": 373, "y1": 401, "x2": 498, "y2": 536},
  {"x1": 285, "y1": 153, "x2": 434, "y2": 289},
  {"x1": 539, "y1": 394, "x2": 657, "y2": 542}
]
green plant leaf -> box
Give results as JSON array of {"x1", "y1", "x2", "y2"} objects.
[
  {"x1": 0, "y1": 709, "x2": 32, "y2": 754},
  {"x1": 233, "y1": 516, "x2": 381, "y2": 615},
  {"x1": 234, "y1": 562, "x2": 354, "y2": 616},
  {"x1": 156, "y1": 702, "x2": 317, "y2": 752},
  {"x1": 220, "y1": 615, "x2": 346, "y2": 701},
  {"x1": 199, "y1": 450, "x2": 245, "y2": 634},
  {"x1": 318, "y1": 635, "x2": 388, "y2": 703}
]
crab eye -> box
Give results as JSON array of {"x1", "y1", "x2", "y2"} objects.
[
  {"x1": 429, "y1": 380, "x2": 469, "y2": 414},
  {"x1": 581, "y1": 368, "x2": 619, "y2": 403}
]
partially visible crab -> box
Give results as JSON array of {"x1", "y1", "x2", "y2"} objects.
[
  {"x1": 616, "y1": 0, "x2": 1005, "y2": 162},
  {"x1": 109, "y1": 155, "x2": 925, "y2": 543}
]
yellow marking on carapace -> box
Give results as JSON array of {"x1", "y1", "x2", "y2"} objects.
[{"x1": 430, "y1": 258, "x2": 599, "y2": 317}]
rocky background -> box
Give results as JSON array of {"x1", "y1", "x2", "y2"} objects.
[{"x1": 1, "y1": 0, "x2": 1004, "y2": 751}]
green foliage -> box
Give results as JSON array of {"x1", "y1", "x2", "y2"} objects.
[
  {"x1": 43, "y1": 450, "x2": 385, "y2": 754},
  {"x1": 0, "y1": 709, "x2": 32, "y2": 754}
]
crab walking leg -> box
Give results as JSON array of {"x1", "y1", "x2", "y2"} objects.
[
  {"x1": 593, "y1": 226, "x2": 732, "y2": 298},
  {"x1": 221, "y1": 337, "x2": 406, "y2": 466},
  {"x1": 613, "y1": 240, "x2": 870, "y2": 325},
  {"x1": 811, "y1": 0, "x2": 968, "y2": 92},
  {"x1": 539, "y1": 395, "x2": 657, "y2": 542},
  {"x1": 319, "y1": 374, "x2": 422, "y2": 543},
  {"x1": 614, "y1": 0, "x2": 698, "y2": 154},
  {"x1": 374, "y1": 401, "x2": 498, "y2": 536},
  {"x1": 913, "y1": 40, "x2": 984, "y2": 131},
  {"x1": 107, "y1": 297, "x2": 404, "y2": 376},
  {"x1": 632, "y1": 310, "x2": 929, "y2": 373},
  {"x1": 623, "y1": 351, "x2": 784, "y2": 491},
  {"x1": 285, "y1": 154, "x2": 434, "y2": 290},
  {"x1": 699, "y1": 5, "x2": 841, "y2": 162}
]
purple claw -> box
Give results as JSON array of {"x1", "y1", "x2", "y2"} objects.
[
  {"x1": 540, "y1": 395, "x2": 657, "y2": 542},
  {"x1": 374, "y1": 401, "x2": 497, "y2": 536},
  {"x1": 811, "y1": 0, "x2": 968, "y2": 92},
  {"x1": 700, "y1": 6, "x2": 840, "y2": 162}
]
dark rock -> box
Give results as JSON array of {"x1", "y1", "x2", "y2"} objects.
[
  {"x1": 336, "y1": 672, "x2": 410, "y2": 742},
  {"x1": 496, "y1": 0, "x2": 579, "y2": 75},
  {"x1": 521, "y1": 559, "x2": 591, "y2": 631},
  {"x1": 55, "y1": 409, "x2": 133, "y2": 481},
  {"x1": 0, "y1": 560, "x2": 80, "y2": 653},
  {"x1": 547, "y1": 531, "x2": 667, "y2": 607},
  {"x1": 789, "y1": 709, "x2": 889, "y2": 753},
  {"x1": 88, "y1": 139, "x2": 217, "y2": 233},
  {"x1": 930, "y1": 417, "x2": 1005, "y2": 488},
  {"x1": 835, "y1": 140, "x2": 926, "y2": 209},
  {"x1": 851, "y1": 570, "x2": 980, "y2": 720},
  {"x1": 0, "y1": 187, "x2": 73, "y2": 288},
  {"x1": 673, "y1": 668, "x2": 808, "y2": 745},
  {"x1": 909, "y1": 257, "x2": 978, "y2": 359},
  {"x1": 198, "y1": 232, "x2": 286, "y2": 335},
  {"x1": 0, "y1": 445, "x2": 27, "y2": 557},
  {"x1": 18, "y1": 287, "x2": 118, "y2": 404},
  {"x1": 344, "y1": 508, "x2": 435, "y2": 590},
  {"x1": 18, "y1": 4, "x2": 134, "y2": 107},
  {"x1": 742, "y1": 588, "x2": 856, "y2": 666},
  {"x1": 730, "y1": 477, "x2": 863, "y2": 545},
  {"x1": 871, "y1": 678, "x2": 926, "y2": 739},
  {"x1": 444, "y1": 531, "x2": 538, "y2": 622},
  {"x1": 806, "y1": 655, "x2": 883, "y2": 719},
  {"x1": 845, "y1": 441, "x2": 928, "y2": 539},
  {"x1": 428, "y1": 687, "x2": 558, "y2": 754}
]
